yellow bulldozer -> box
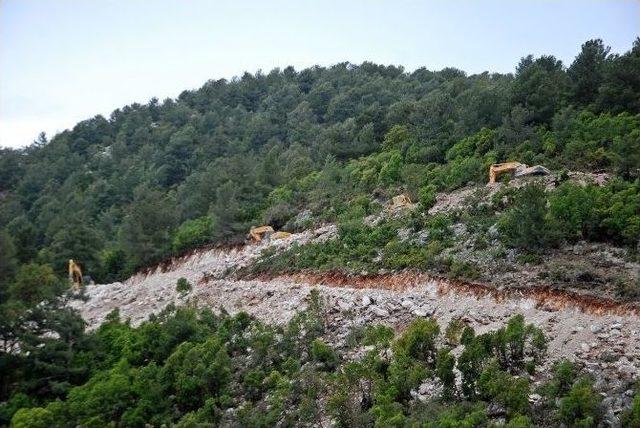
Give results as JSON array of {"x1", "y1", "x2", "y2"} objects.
[{"x1": 248, "y1": 225, "x2": 292, "y2": 242}]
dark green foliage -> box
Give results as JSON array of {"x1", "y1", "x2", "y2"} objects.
[
  {"x1": 558, "y1": 378, "x2": 602, "y2": 427},
  {"x1": 310, "y1": 339, "x2": 338, "y2": 370},
  {"x1": 8, "y1": 263, "x2": 61, "y2": 306},
  {"x1": 1, "y1": 39, "x2": 638, "y2": 286},
  {"x1": 498, "y1": 183, "x2": 559, "y2": 251},
  {"x1": 175, "y1": 277, "x2": 192, "y2": 294},
  {"x1": 621, "y1": 392, "x2": 640, "y2": 428},
  {"x1": 435, "y1": 349, "x2": 456, "y2": 400},
  {"x1": 5, "y1": 304, "x2": 617, "y2": 427},
  {"x1": 2, "y1": 40, "x2": 640, "y2": 425},
  {"x1": 393, "y1": 318, "x2": 440, "y2": 366}
]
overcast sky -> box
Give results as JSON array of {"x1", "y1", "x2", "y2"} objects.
[{"x1": 1, "y1": 0, "x2": 638, "y2": 149}]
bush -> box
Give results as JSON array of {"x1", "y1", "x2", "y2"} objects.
[
  {"x1": 621, "y1": 392, "x2": 640, "y2": 428},
  {"x1": 418, "y1": 184, "x2": 437, "y2": 210},
  {"x1": 435, "y1": 349, "x2": 456, "y2": 399},
  {"x1": 498, "y1": 183, "x2": 559, "y2": 252},
  {"x1": 477, "y1": 362, "x2": 530, "y2": 417},
  {"x1": 558, "y1": 378, "x2": 602, "y2": 427},
  {"x1": 545, "y1": 360, "x2": 578, "y2": 398},
  {"x1": 547, "y1": 183, "x2": 601, "y2": 242},
  {"x1": 176, "y1": 277, "x2": 192, "y2": 294},
  {"x1": 310, "y1": 339, "x2": 338, "y2": 370},
  {"x1": 172, "y1": 216, "x2": 214, "y2": 254},
  {"x1": 11, "y1": 407, "x2": 55, "y2": 428},
  {"x1": 444, "y1": 318, "x2": 467, "y2": 346},
  {"x1": 393, "y1": 318, "x2": 440, "y2": 366}
]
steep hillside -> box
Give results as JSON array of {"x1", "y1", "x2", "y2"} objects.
[{"x1": 2, "y1": 38, "x2": 640, "y2": 427}]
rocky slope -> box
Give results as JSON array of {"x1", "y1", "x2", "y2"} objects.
[
  {"x1": 69, "y1": 219, "x2": 640, "y2": 424},
  {"x1": 69, "y1": 177, "x2": 640, "y2": 425}
]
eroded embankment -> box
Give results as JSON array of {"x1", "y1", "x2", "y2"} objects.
[{"x1": 250, "y1": 271, "x2": 640, "y2": 317}]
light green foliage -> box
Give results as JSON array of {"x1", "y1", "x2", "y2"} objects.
[
  {"x1": 545, "y1": 360, "x2": 578, "y2": 398},
  {"x1": 383, "y1": 125, "x2": 413, "y2": 150},
  {"x1": 478, "y1": 361, "x2": 530, "y2": 416},
  {"x1": 361, "y1": 324, "x2": 395, "y2": 348},
  {"x1": 418, "y1": 184, "x2": 437, "y2": 210},
  {"x1": 444, "y1": 318, "x2": 466, "y2": 346},
  {"x1": 378, "y1": 151, "x2": 403, "y2": 186},
  {"x1": 493, "y1": 314, "x2": 547, "y2": 373},
  {"x1": 10, "y1": 407, "x2": 55, "y2": 428},
  {"x1": 505, "y1": 414, "x2": 534, "y2": 428},
  {"x1": 172, "y1": 215, "x2": 214, "y2": 253},
  {"x1": 161, "y1": 337, "x2": 231, "y2": 411},
  {"x1": 547, "y1": 183, "x2": 602, "y2": 241},
  {"x1": 8, "y1": 305, "x2": 606, "y2": 427},
  {"x1": 2, "y1": 40, "x2": 640, "y2": 426}
]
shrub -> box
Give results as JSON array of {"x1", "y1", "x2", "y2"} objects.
[
  {"x1": 449, "y1": 260, "x2": 480, "y2": 280},
  {"x1": 558, "y1": 378, "x2": 602, "y2": 427},
  {"x1": 361, "y1": 324, "x2": 395, "y2": 347},
  {"x1": 545, "y1": 360, "x2": 578, "y2": 398},
  {"x1": 444, "y1": 318, "x2": 466, "y2": 346},
  {"x1": 497, "y1": 183, "x2": 559, "y2": 251},
  {"x1": 547, "y1": 183, "x2": 601, "y2": 241},
  {"x1": 311, "y1": 339, "x2": 338, "y2": 370},
  {"x1": 492, "y1": 314, "x2": 547, "y2": 373},
  {"x1": 435, "y1": 349, "x2": 456, "y2": 399},
  {"x1": 621, "y1": 392, "x2": 640, "y2": 428},
  {"x1": 418, "y1": 184, "x2": 437, "y2": 210},
  {"x1": 477, "y1": 362, "x2": 530, "y2": 417},
  {"x1": 172, "y1": 216, "x2": 214, "y2": 254},
  {"x1": 11, "y1": 407, "x2": 55, "y2": 428},
  {"x1": 176, "y1": 277, "x2": 192, "y2": 294},
  {"x1": 393, "y1": 318, "x2": 440, "y2": 366}
]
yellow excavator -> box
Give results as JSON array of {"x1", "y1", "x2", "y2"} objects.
[
  {"x1": 488, "y1": 162, "x2": 550, "y2": 184},
  {"x1": 68, "y1": 259, "x2": 83, "y2": 291},
  {"x1": 249, "y1": 225, "x2": 292, "y2": 242},
  {"x1": 391, "y1": 194, "x2": 413, "y2": 209}
]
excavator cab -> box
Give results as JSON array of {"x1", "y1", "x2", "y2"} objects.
[
  {"x1": 68, "y1": 259, "x2": 83, "y2": 291},
  {"x1": 249, "y1": 225, "x2": 275, "y2": 242},
  {"x1": 488, "y1": 162, "x2": 524, "y2": 184},
  {"x1": 489, "y1": 162, "x2": 550, "y2": 184}
]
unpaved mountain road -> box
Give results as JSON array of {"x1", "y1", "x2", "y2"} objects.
[{"x1": 70, "y1": 226, "x2": 640, "y2": 419}]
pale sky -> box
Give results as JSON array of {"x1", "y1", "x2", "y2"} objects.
[{"x1": 1, "y1": 0, "x2": 638, "y2": 149}]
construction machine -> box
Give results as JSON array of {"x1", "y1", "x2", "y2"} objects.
[
  {"x1": 391, "y1": 194, "x2": 413, "y2": 209},
  {"x1": 488, "y1": 162, "x2": 550, "y2": 184},
  {"x1": 248, "y1": 225, "x2": 292, "y2": 242},
  {"x1": 488, "y1": 162, "x2": 524, "y2": 184},
  {"x1": 68, "y1": 259, "x2": 83, "y2": 290}
]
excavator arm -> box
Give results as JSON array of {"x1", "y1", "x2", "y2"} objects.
[{"x1": 68, "y1": 259, "x2": 83, "y2": 290}]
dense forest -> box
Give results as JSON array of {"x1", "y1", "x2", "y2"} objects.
[{"x1": 1, "y1": 38, "x2": 640, "y2": 426}]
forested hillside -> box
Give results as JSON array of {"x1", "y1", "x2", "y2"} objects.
[
  {"x1": 1, "y1": 38, "x2": 640, "y2": 427},
  {"x1": 1, "y1": 38, "x2": 639, "y2": 287}
]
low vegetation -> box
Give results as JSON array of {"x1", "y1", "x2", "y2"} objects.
[{"x1": 4, "y1": 291, "x2": 634, "y2": 427}]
